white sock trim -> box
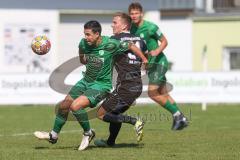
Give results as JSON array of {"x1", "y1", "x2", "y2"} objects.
[
  {"x1": 50, "y1": 130, "x2": 58, "y2": 139},
  {"x1": 173, "y1": 111, "x2": 181, "y2": 117}
]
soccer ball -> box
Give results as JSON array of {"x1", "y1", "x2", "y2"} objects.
[{"x1": 31, "y1": 35, "x2": 51, "y2": 55}]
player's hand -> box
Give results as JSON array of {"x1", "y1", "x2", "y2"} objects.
[
  {"x1": 142, "y1": 58, "x2": 148, "y2": 70},
  {"x1": 142, "y1": 57, "x2": 148, "y2": 64},
  {"x1": 149, "y1": 50, "x2": 159, "y2": 56}
]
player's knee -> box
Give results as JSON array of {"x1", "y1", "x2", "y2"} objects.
[
  {"x1": 148, "y1": 90, "x2": 165, "y2": 104},
  {"x1": 97, "y1": 106, "x2": 106, "y2": 120},
  {"x1": 69, "y1": 102, "x2": 79, "y2": 112},
  {"x1": 60, "y1": 100, "x2": 72, "y2": 110},
  {"x1": 97, "y1": 111, "x2": 104, "y2": 120},
  {"x1": 148, "y1": 89, "x2": 157, "y2": 100},
  {"x1": 149, "y1": 93, "x2": 158, "y2": 102},
  {"x1": 60, "y1": 95, "x2": 73, "y2": 109}
]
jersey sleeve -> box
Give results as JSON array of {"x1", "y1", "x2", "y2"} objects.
[
  {"x1": 78, "y1": 38, "x2": 85, "y2": 52},
  {"x1": 150, "y1": 24, "x2": 163, "y2": 40},
  {"x1": 110, "y1": 39, "x2": 129, "y2": 56}
]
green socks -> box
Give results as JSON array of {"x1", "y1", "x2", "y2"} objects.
[
  {"x1": 52, "y1": 108, "x2": 90, "y2": 133},
  {"x1": 53, "y1": 115, "x2": 67, "y2": 133},
  {"x1": 72, "y1": 109, "x2": 90, "y2": 132},
  {"x1": 163, "y1": 100, "x2": 180, "y2": 114}
]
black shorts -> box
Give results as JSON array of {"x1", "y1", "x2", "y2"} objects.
[{"x1": 102, "y1": 82, "x2": 142, "y2": 113}]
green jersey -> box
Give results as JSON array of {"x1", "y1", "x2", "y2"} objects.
[
  {"x1": 79, "y1": 36, "x2": 128, "y2": 89},
  {"x1": 130, "y1": 20, "x2": 167, "y2": 64}
]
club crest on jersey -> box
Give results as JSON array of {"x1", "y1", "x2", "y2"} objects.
[
  {"x1": 140, "y1": 33, "x2": 144, "y2": 38},
  {"x1": 99, "y1": 50, "x2": 104, "y2": 56},
  {"x1": 121, "y1": 41, "x2": 128, "y2": 48}
]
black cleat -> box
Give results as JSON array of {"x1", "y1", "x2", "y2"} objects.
[
  {"x1": 94, "y1": 139, "x2": 115, "y2": 147},
  {"x1": 34, "y1": 131, "x2": 58, "y2": 144},
  {"x1": 48, "y1": 133, "x2": 58, "y2": 144},
  {"x1": 172, "y1": 113, "x2": 188, "y2": 130}
]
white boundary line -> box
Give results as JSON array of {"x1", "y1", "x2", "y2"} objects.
[{"x1": 0, "y1": 129, "x2": 81, "y2": 137}]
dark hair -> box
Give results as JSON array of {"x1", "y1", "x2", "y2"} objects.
[
  {"x1": 113, "y1": 12, "x2": 132, "y2": 30},
  {"x1": 84, "y1": 20, "x2": 102, "y2": 35},
  {"x1": 128, "y1": 2, "x2": 143, "y2": 13}
]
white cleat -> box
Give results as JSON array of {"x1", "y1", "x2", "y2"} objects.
[
  {"x1": 78, "y1": 129, "x2": 95, "y2": 151},
  {"x1": 34, "y1": 131, "x2": 58, "y2": 144}
]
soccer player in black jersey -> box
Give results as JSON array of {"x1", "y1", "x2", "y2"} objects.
[{"x1": 94, "y1": 12, "x2": 147, "y2": 147}]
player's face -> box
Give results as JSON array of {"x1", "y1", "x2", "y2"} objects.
[
  {"x1": 111, "y1": 16, "x2": 126, "y2": 35},
  {"x1": 129, "y1": 9, "x2": 143, "y2": 24},
  {"x1": 84, "y1": 29, "x2": 99, "y2": 45}
]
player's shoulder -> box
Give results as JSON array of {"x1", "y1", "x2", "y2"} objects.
[
  {"x1": 79, "y1": 38, "x2": 85, "y2": 44},
  {"x1": 144, "y1": 20, "x2": 159, "y2": 30},
  {"x1": 102, "y1": 36, "x2": 121, "y2": 51},
  {"x1": 102, "y1": 36, "x2": 120, "y2": 46},
  {"x1": 79, "y1": 38, "x2": 87, "y2": 49},
  {"x1": 105, "y1": 36, "x2": 119, "y2": 43}
]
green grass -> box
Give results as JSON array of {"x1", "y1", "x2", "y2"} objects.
[{"x1": 0, "y1": 104, "x2": 240, "y2": 160}]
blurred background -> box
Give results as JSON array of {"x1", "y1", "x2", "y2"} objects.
[{"x1": 0, "y1": 0, "x2": 239, "y2": 106}]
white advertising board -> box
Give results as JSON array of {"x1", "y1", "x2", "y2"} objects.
[
  {"x1": 0, "y1": 72, "x2": 240, "y2": 105},
  {"x1": 0, "y1": 74, "x2": 63, "y2": 104}
]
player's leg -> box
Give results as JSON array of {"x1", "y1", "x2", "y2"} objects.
[
  {"x1": 148, "y1": 83, "x2": 180, "y2": 113},
  {"x1": 95, "y1": 87, "x2": 144, "y2": 145},
  {"x1": 163, "y1": 91, "x2": 188, "y2": 130},
  {"x1": 109, "y1": 86, "x2": 144, "y2": 142},
  {"x1": 94, "y1": 122, "x2": 122, "y2": 147},
  {"x1": 107, "y1": 122, "x2": 122, "y2": 145},
  {"x1": 34, "y1": 80, "x2": 88, "y2": 143},
  {"x1": 96, "y1": 105, "x2": 144, "y2": 145},
  {"x1": 34, "y1": 95, "x2": 73, "y2": 143},
  {"x1": 70, "y1": 88, "x2": 108, "y2": 150},
  {"x1": 97, "y1": 90, "x2": 138, "y2": 126},
  {"x1": 148, "y1": 62, "x2": 188, "y2": 130},
  {"x1": 70, "y1": 95, "x2": 95, "y2": 151},
  {"x1": 94, "y1": 106, "x2": 120, "y2": 147}
]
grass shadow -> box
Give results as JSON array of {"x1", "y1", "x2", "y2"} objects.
[
  {"x1": 114, "y1": 143, "x2": 144, "y2": 148},
  {"x1": 35, "y1": 145, "x2": 77, "y2": 150}
]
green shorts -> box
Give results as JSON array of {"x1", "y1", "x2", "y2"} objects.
[
  {"x1": 148, "y1": 54, "x2": 169, "y2": 85},
  {"x1": 69, "y1": 79, "x2": 109, "y2": 107}
]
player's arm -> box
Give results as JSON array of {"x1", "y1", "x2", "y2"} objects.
[
  {"x1": 129, "y1": 42, "x2": 148, "y2": 64},
  {"x1": 79, "y1": 48, "x2": 87, "y2": 65},
  {"x1": 149, "y1": 25, "x2": 168, "y2": 56},
  {"x1": 149, "y1": 34, "x2": 168, "y2": 56}
]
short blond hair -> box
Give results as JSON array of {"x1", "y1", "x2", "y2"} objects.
[{"x1": 113, "y1": 12, "x2": 132, "y2": 30}]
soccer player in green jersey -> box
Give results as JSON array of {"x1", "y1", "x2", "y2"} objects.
[
  {"x1": 34, "y1": 20, "x2": 147, "y2": 151},
  {"x1": 128, "y1": 2, "x2": 188, "y2": 130}
]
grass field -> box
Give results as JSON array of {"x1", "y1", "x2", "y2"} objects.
[{"x1": 0, "y1": 104, "x2": 240, "y2": 160}]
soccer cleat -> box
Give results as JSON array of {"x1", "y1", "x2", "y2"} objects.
[
  {"x1": 172, "y1": 113, "x2": 188, "y2": 130},
  {"x1": 33, "y1": 131, "x2": 58, "y2": 144},
  {"x1": 94, "y1": 139, "x2": 113, "y2": 147},
  {"x1": 78, "y1": 129, "x2": 95, "y2": 151},
  {"x1": 134, "y1": 119, "x2": 144, "y2": 142}
]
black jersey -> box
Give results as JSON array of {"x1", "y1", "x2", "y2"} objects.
[{"x1": 111, "y1": 32, "x2": 147, "y2": 84}]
